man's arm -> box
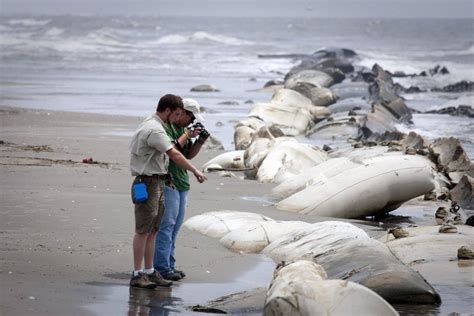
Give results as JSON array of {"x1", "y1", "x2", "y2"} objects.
[
  {"x1": 174, "y1": 128, "x2": 207, "y2": 160},
  {"x1": 166, "y1": 147, "x2": 207, "y2": 183}
]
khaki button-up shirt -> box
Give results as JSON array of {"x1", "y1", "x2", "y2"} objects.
[{"x1": 129, "y1": 113, "x2": 173, "y2": 176}]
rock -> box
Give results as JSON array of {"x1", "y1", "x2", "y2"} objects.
[
  {"x1": 264, "y1": 79, "x2": 284, "y2": 88},
  {"x1": 190, "y1": 84, "x2": 220, "y2": 92},
  {"x1": 218, "y1": 101, "x2": 239, "y2": 106},
  {"x1": 466, "y1": 215, "x2": 474, "y2": 226},
  {"x1": 435, "y1": 207, "x2": 449, "y2": 225},
  {"x1": 438, "y1": 221, "x2": 457, "y2": 233},
  {"x1": 432, "y1": 80, "x2": 474, "y2": 93},
  {"x1": 202, "y1": 135, "x2": 225, "y2": 150},
  {"x1": 457, "y1": 246, "x2": 474, "y2": 260},
  {"x1": 431, "y1": 138, "x2": 471, "y2": 173},
  {"x1": 388, "y1": 227, "x2": 409, "y2": 238},
  {"x1": 424, "y1": 192, "x2": 437, "y2": 201},
  {"x1": 425, "y1": 105, "x2": 474, "y2": 118},
  {"x1": 450, "y1": 175, "x2": 474, "y2": 210}
]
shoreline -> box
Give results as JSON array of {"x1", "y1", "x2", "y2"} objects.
[{"x1": 1, "y1": 106, "x2": 472, "y2": 315}]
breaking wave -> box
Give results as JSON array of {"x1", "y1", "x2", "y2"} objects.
[{"x1": 156, "y1": 31, "x2": 253, "y2": 45}]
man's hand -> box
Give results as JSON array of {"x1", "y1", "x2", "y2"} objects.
[
  {"x1": 188, "y1": 122, "x2": 204, "y2": 138},
  {"x1": 193, "y1": 170, "x2": 207, "y2": 183}
]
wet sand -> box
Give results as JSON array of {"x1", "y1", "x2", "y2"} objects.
[
  {"x1": 0, "y1": 106, "x2": 319, "y2": 315},
  {"x1": 1, "y1": 107, "x2": 472, "y2": 315}
]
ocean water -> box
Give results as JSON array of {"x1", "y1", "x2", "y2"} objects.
[
  {"x1": 0, "y1": 15, "x2": 473, "y2": 156},
  {"x1": 0, "y1": 14, "x2": 473, "y2": 315}
]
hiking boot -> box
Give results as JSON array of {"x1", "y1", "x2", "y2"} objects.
[
  {"x1": 162, "y1": 271, "x2": 183, "y2": 281},
  {"x1": 130, "y1": 272, "x2": 157, "y2": 289},
  {"x1": 147, "y1": 270, "x2": 172, "y2": 287},
  {"x1": 174, "y1": 269, "x2": 186, "y2": 278}
]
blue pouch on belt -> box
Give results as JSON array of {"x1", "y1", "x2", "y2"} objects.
[{"x1": 132, "y1": 182, "x2": 148, "y2": 203}]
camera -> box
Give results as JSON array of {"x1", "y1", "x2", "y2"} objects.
[
  {"x1": 199, "y1": 128, "x2": 210, "y2": 139},
  {"x1": 188, "y1": 122, "x2": 210, "y2": 140},
  {"x1": 188, "y1": 122, "x2": 204, "y2": 134}
]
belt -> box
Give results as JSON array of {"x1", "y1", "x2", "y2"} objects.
[{"x1": 140, "y1": 174, "x2": 170, "y2": 180}]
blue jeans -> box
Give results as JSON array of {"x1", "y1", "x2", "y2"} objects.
[{"x1": 154, "y1": 185, "x2": 188, "y2": 275}]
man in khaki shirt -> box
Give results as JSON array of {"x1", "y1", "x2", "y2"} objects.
[{"x1": 129, "y1": 94, "x2": 207, "y2": 289}]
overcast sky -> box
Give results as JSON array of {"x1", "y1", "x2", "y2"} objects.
[{"x1": 1, "y1": 0, "x2": 473, "y2": 18}]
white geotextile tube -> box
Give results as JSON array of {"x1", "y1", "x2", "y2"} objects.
[{"x1": 264, "y1": 260, "x2": 398, "y2": 316}]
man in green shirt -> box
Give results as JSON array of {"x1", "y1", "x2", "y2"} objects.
[{"x1": 154, "y1": 98, "x2": 209, "y2": 281}]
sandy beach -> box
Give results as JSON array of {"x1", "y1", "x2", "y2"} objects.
[
  {"x1": 0, "y1": 106, "x2": 326, "y2": 315},
  {"x1": 1, "y1": 106, "x2": 472, "y2": 316}
]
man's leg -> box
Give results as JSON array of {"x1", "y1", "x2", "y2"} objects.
[
  {"x1": 170, "y1": 190, "x2": 188, "y2": 271},
  {"x1": 131, "y1": 230, "x2": 157, "y2": 289},
  {"x1": 133, "y1": 232, "x2": 148, "y2": 270},
  {"x1": 154, "y1": 186, "x2": 179, "y2": 274},
  {"x1": 144, "y1": 231, "x2": 157, "y2": 269}
]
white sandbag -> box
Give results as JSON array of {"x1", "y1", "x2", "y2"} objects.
[
  {"x1": 257, "y1": 140, "x2": 328, "y2": 183},
  {"x1": 268, "y1": 157, "x2": 359, "y2": 201},
  {"x1": 248, "y1": 102, "x2": 313, "y2": 136},
  {"x1": 219, "y1": 220, "x2": 313, "y2": 253},
  {"x1": 183, "y1": 210, "x2": 274, "y2": 239},
  {"x1": 263, "y1": 221, "x2": 441, "y2": 304},
  {"x1": 277, "y1": 155, "x2": 436, "y2": 218},
  {"x1": 202, "y1": 150, "x2": 245, "y2": 172},
  {"x1": 264, "y1": 260, "x2": 398, "y2": 316}
]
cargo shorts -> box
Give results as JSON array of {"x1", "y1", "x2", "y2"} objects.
[{"x1": 131, "y1": 175, "x2": 165, "y2": 234}]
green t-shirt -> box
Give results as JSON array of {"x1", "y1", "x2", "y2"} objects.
[{"x1": 164, "y1": 123, "x2": 191, "y2": 191}]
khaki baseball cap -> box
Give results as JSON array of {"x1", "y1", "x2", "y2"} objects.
[{"x1": 182, "y1": 98, "x2": 204, "y2": 122}]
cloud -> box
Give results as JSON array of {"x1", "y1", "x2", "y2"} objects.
[{"x1": 1, "y1": 0, "x2": 472, "y2": 18}]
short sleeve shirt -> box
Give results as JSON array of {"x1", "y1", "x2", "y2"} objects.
[
  {"x1": 129, "y1": 113, "x2": 174, "y2": 176},
  {"x1": 164, "y1": 123, "x2": 192, "y2": 191}
]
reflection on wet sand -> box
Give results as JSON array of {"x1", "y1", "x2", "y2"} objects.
[{"x1": 128, "y1": 287, "x2": 179, "y2": 316}]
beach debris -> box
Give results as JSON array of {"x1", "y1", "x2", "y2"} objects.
[
  {"x1": 384, "y1": 224, "x2": 472, "y2": 254},
  {"x1": 190, "y1": 84, "x2": 220, "y2": 92},
  {"x1": 457, "y1": 246, "x2": 474, "y2": 260},
  {"x1": 438, "y1": 221, "x2": 458, "y2": 234},
  {"x1": 435, "y1": 207, "x2": 449, "y2": 225},
  {"x1": 264, "y1": 260, "x2": 398, "y2": 316},
  {"x1": 82, "y1": 157, "x2": 94, "y2": 164},
  {"x1": 436, "y1": 201, "x2": 464, "y2": 225},
  {"x1": 388, "y1": 227, "x2": 409, "y2": 239},
  {"x1": 191, "y1": 304, "x2": 226, "y2": 314}
]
